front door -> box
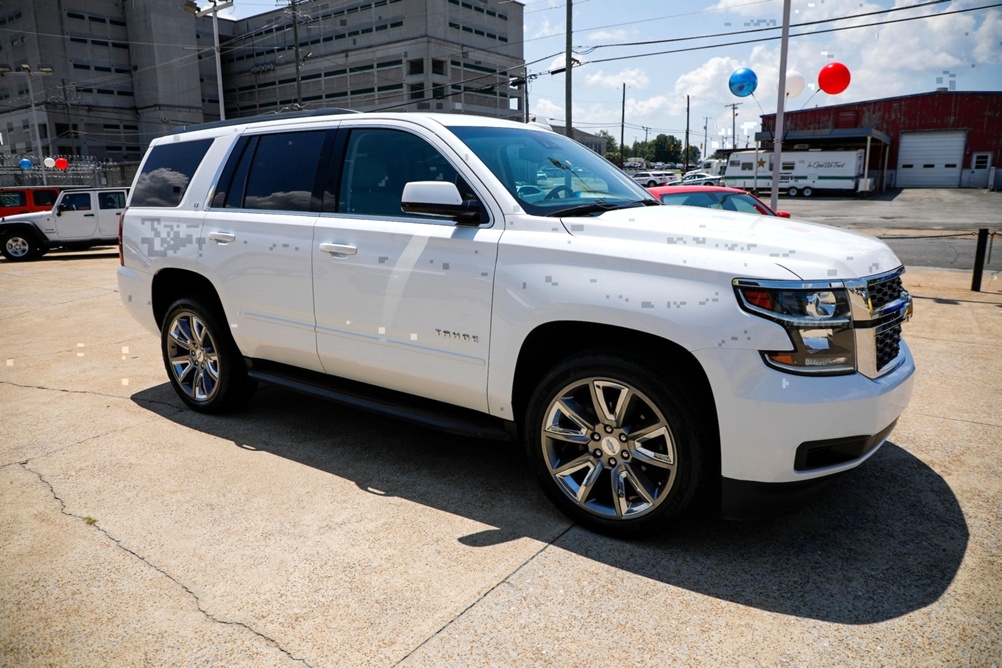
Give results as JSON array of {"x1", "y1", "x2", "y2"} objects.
[
  {"x1": 54, "y1": 192, "x2": 97, "y2": 239},
  {"x1": 312, "y1": 126, "x2": 499, "y2": 412}
]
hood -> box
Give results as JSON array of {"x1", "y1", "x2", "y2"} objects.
[
  {"x1": 560, "y1": 204, "x2": 902, "y2": 281},
  {"x1": 0, "y1": 209, "x2": 52, "y2": 225}
]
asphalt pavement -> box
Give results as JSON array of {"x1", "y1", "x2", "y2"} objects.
[{"x1": 1, "y1": 198, "x2": 1000, "y2": 666}]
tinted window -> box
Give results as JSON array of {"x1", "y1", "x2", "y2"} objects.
[
  {"x1": 0, "y1": 191, "x2": 26, "y2": 207},
  {"x1": 62, "y1": 193, "x2": 92, "y2": 211},
  {"x1": 98, "y1": 191, "x2": 126, "y2": 209},
  {"x1": 34, "y1": 190, "x2": 60, "y2": 207},
  {"x1": 243, "y1": 131, "x2": 326, "y2": 211},
  {"x1": 132, "y1": 138, "x2": 213, "y2": 207},
  {"x1": 336, "y1": 128, "x2": 460, "y2": 218}
]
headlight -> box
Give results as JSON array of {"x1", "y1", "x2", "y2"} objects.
[{"x1": 734, "y1": 279, "x2": 856, "y2": 375}]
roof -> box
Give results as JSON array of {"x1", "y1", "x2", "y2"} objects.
[{"x1": 754, "y1": 127, "x2": 891, "y2": 144}]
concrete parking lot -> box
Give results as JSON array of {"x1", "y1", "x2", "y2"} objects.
[{"x1": 2, "y1": 217, "x2": 1000, "y2": 664}]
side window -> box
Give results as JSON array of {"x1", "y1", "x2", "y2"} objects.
[
  {"x1": 62, "y1": 193, "x2": 92, "y2": 211},
  {"x1": 0, "y1": 191, "x2": 26, "y2": 207},
  {"x1": 336, "y1": 128, "x2": 460, "y2": 219},
  {"x1": 242, "y1": 130, "x2": 327, "y2": 212},
  {"x1": 132, "y1": 138, "x2": 214, "y2": 207},
  {"x1": 98, "y1": 192, "x2": 125, "y2": 209},
  {"x1": 35, "y1": 190, "x2": 60, "y2": 207}
]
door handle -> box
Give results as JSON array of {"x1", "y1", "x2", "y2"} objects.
[
  {"x1": 83, "y1": 213, "x2": 95, "y2": 217},
  {"x1": 319, "y1": 242, "x2": 357, "y2": 257},
  {"x1": 208, "y1": 232, "x2": 236, "y2": 244}
]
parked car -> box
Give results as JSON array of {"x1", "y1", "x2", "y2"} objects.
[
  {"x1": 119, "y1": 110, "x2": 914, "y2": 537},
  {"x1": 631, "y1": 171, "x2": 672, "y2": 187},
  {"x1": 648, "y1": 185, "x2": 791, "y2": 217},
  {"x1": 0, "y1": 186, "x2": 63, "y2": 219},
  {"x1": 0, "y1": 187, "x2": 128, "y2": 261},
  {"x1": 674, "y1": 171, "x2": 725, "y2": 186}
]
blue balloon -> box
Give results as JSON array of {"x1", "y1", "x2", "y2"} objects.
[
  {"x1": 729, "y1": 68, "x2": 758, "y2": 97},
  {"x1": 18, "y1": 158, "x2": 32, "y2": 171}
]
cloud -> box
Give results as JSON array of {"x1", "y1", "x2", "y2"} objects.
[
  {"x1": 585, "y1": 68, "x2": 649, "y2": 89},
  {"x1": 532, "y1": 18, "x2": 563, "y2": 39},
  {"x1": 587, "y1": 28, "x2": 628, "y2": 42}
]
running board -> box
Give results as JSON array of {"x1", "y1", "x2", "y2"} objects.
[{"x1": 246, "y1": 359, "x2": 516, "y2": 442}]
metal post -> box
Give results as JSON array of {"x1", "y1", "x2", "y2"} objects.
[
  {"x1": 770, "y1": 0, "x2": 792, "y2": 212},
  {"x1": 972, "y1": 228, "x2": 989, "y2": 292},
  {"x1": 564, "y1": 0, "x2": 573, "y2": 139},
  {"x1": 211, "y1": 3, "x2": 226, "y2": 120},
  {"x1": 24, "y1": 74, "x2": 47, "y2": 186}
]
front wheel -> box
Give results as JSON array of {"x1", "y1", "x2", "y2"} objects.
[
  {"x1": 2, "y1": 231, "x2": 40, "y2": 262},
  {"x1": 161, "y1": 297, "x2": 257, "y2": 413},
  {"x1": 524, "y1": 353, "x2": 705, "y2": 537}
]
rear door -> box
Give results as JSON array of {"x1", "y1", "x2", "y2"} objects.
[
  {"x1": 199, "y1": 129, "x2": 333, "y2": 373},
  {"x1": 96, "y1": 191, "x2": 127, "y2": 236}
]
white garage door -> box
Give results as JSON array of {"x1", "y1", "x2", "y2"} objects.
[{"x1": 896, "y1": 130, "x2": 966, "y2": 188}]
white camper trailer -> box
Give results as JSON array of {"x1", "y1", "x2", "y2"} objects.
[{"x1": 724, "y1": 149, "x2": 872, "y2": 196}]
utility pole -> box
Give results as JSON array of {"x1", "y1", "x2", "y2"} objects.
[
  {"x1": 724, "y1": 103, "x2": 741, "y2": 150},
  {"x1": 620, "y1": 83, "x2": 625, "y2": 167},
  {"x1": 771, "y1": 0, "x2": 793, "y2": 211},
  {"x1": 564, "y1": 0, "x2": 573, "y2": 139},
  {"x1": 703, "y1": 116, "x2": 710, "y2": 160},
  {"x1": 684, "y1": 94, "x2": 690, "y2": 172}
]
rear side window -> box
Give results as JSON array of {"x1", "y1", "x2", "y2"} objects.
[
  {"x1": 98, "y1": 191, "x2": 126, "y2": 209},
  {"x1": 212, "y1": 130, "x2": 327, "y2": 212},
  {"x1": 131, "y1": 138, "x2": 213, "y2": 207},
  {"x1": 0, "y1": 191, "x2": 26, "y2": 207}
]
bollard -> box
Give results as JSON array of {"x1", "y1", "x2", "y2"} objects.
[{"x1": 971, "y1": 228, "x2": 989, "y2": 292}]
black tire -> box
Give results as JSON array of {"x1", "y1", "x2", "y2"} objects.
[
  {"x1": 802, "y1": 187, "x2": 813, "y2": 198},
  {"x1": 2, "y1": 230, "x2": 40, "y2": 262},
  {"x1": 646, "y1": 180, "x2": 657, "y2": 187},
  {"x1": 524, "y1": 353, "x2": 705, "y2": 537},
  {"x1": 787, "y1": 187, "x2": 799, "y2": 197},
  {"x1": 161, "y1": 296, "x2": 257, "y2": 414}
]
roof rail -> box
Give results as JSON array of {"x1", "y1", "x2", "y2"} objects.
[{"x1": 169, "y1": 107, "x2": 361, "y2": 135}]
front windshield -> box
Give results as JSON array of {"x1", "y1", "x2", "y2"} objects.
[{"x1": 449, "y1": 125, "x2": 656, "y2": 216}]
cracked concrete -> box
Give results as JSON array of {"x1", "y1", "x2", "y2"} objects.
[{"x1": 1, "y1": 245, "x2": 1000, "y2": 667}]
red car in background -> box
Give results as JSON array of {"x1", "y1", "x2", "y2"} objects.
[
  {"x1": 0, "y1": 187, "x2": 63, "y2": 219},
  {"x1": 647, "y1": 184, "x2": 790, "y2": 218}
]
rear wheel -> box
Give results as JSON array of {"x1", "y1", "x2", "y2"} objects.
[
  {"x1": 2, "y1": 231, "x2": 40, "y2": 262},
  {"x1": 787, "y1": 187, "x2": 799, "y2": 197},
  {"x1": 524, "y1": 353, "x2": 705, "y2": 537},
  {"x1": 801, "y1": 187, "x2": 813, "y2": 198},
  {"x1": 161, "y1": 297, "x2": 257, "y2": 413}
]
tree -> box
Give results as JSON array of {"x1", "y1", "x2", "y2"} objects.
[{"x1": 596, "y1": 130, "x2": 621, "y2": 165}]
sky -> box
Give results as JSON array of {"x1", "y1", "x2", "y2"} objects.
[{"x1": 223, "y1": 0, "x2": 1001, "y2": 154}]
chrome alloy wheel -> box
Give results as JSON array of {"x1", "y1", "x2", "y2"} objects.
[
  {"x1": 540, "y1": 377, "x2": 678, "y2": 520},
  {"x1": 166, "y1": 310, "x2": 221, "y2": 403}
]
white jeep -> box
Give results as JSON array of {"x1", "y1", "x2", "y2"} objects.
[
  {"x1": 0, "y1": 187, "x2": 128, "y2": 261},
  {"x1": 118, "y1": 111, "x2": 915, "y2": 536}
]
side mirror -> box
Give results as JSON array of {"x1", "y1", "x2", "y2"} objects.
[{"x1": 400, "y1": 181, "x2": 483, "y2": 225}]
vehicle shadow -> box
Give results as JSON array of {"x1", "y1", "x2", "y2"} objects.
[{"x1": 132, "y1": 381, "x2": 967, "y2": 625}]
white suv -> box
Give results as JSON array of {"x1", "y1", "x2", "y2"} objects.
[{"x1": 118, "y1": 110, "x2": 915, "y2": 536}]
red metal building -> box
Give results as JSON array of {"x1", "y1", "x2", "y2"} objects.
[{"x1": 756, "y1": 91, "x2": 1002, "y2": 190}]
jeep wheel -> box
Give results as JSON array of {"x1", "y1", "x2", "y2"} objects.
[
  {"x1": 161, "y1": 297, "x2": 257, "y2": 413},
  {"x1": 2, "y1": 231, "x2": 39, "y2": 262},
  {"x1": 524, "y1": 353, "x2": 704, "y2": 537}
]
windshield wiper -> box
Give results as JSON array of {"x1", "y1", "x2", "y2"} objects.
[{"x1": 547, "y1": 199, "x2": 657, "y2": 218}]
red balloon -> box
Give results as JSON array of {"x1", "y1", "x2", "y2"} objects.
[
  {"x1": 54, "y1": 157, "x2": 69, "y2": 170},
  {"x1": 818, "y1": 62, "x2": 850, "y2": 95}
]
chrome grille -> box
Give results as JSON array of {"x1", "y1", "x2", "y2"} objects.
[
  {"x1": 876, "y1": 323, "x2": 902, "y2": 371},
  {"x1": 867, "y1": 273, "x2": 904, "y2": 311}
]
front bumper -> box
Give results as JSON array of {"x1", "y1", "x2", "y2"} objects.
[{"x1": 693, "y1": 339, "x2": 915, "y2": 486}]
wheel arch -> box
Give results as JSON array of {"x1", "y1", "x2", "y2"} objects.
[
  {"x1": 1, "y1": 222, "x2": 47, "y2": 244},
  {"x1": 151, "y1": 268, "x2": 226, "y2": 331},
  {"x1": 510, "y1": 321, "x2": 720, "y2": 469}
]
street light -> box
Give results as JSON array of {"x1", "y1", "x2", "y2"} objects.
[
  {"x1": 0, "y1": 63, "x2": 54, "y2": 185},
  {"x1": 184, "y1": 0, "x2": 233, "y2": 120}
]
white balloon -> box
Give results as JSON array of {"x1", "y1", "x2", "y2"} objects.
[
  {"x1": 785, "y1": 70, "x2": 806, "y2": 98},
  {"x1": 44, "y1": 157, "x2": 56, "y2": 168}
]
